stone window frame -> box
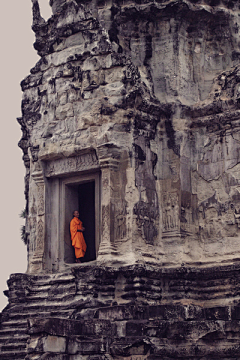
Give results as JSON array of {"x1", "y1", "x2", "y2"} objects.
[{"x1": 29, "y1": 145, "x2": 121, "y2": 273}]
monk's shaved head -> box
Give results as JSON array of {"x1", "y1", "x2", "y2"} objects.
[{"x1": 73, "y1": 210, "x2": 79, "y2": 218}]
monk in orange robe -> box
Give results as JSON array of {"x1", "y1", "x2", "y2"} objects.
[{"x1": 70, "y1": 210, "x2": 87, "y2": 263}]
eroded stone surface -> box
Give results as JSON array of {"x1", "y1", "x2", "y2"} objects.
[
  {"x1": 17, "y1": 0, "x2": 240, "y2": 272},
  {"x1": 2, "y1": 0, "x2": 240, "y2": 358},
  {"x1": 1, "y1": 264, "x2": 240, "y2": 359}
]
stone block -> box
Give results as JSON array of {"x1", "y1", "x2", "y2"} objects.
[
  {"x1": 68, "y1": 338, "x2": 106, "y2": 355},
  {"x1": 37, "y1": 354, "x2": 69, "y2": 360},
  {"x1": 126, "y1": 321, "x2": 144, "y2": 337},
  {"x1": 43, "y1": 336, "x2": 66, "y2": 353},
  {"x1": 184, "y1": 305, "x2": 205, "y2": 320},
  {"x1": 148, "y1": 305, "x2": 185, "y2": 321},
  {"x1": 205, "y1": 306, "x2": 230, "y2": 320},
  {"x1": 98, "y1": 305, "x2": 134, "y2": 321},
  {"x1": 231, "y1": 306, "x2": 240, "y2": 320}
]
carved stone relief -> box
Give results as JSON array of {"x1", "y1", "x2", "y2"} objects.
[
  {"x1": 36, "y1": 218, "x2": 44, "y2": 251},
  {"x1": 235, "y1": 207, "x2": 240, "y2": 228},
  {"x1": 45, "y1": 152, "x2": 99, "y2": 177},
  {"x1": 101, "y1": 205, "x2": 110, "y2": 249},
  {"x1": 134, "y1": 200, "x2": 159, "y2": 245},
  {"x1": 162, "y1": 192, "x2": 180, "y2": 234},
  {"x1": 37, "y1": 184, "x2": 45, "y2": 216},
  {"x1": 18, "y1": 0, "x2": 240, "y2": 270},
  {"x1": 114, "y1": 201, "x2": 127, "y2": 240},
  {"x1": 180, "y1": 204, "x2": 193, "y2": 235},
  {"x1": 29, "y1": 161, "x2": 45, "y2": 272},
  {"x1": 169, "y1": 159, "x2": 180, "y2": 183}
]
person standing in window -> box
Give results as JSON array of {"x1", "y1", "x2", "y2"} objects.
[{"x1": 70, "y1": 210, "x2": 87, "y2": 263}]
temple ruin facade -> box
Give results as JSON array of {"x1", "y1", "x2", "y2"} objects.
[{"x1": 1, "y1": 0, "x2": 240, "y2": 358}]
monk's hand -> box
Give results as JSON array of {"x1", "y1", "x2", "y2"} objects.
[{"x1": 82, "y1": 227, "x2": 85, "y2": 231}]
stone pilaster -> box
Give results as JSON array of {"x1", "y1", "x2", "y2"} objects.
[
  {"x1": 28, "y1": 161, "x2": 45, "y2": 273},
  {"x1": 97, "y1": 143, "x2": 121, "y2": 261}
]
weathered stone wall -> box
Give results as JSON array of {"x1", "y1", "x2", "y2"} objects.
[
  {"x1": 17, "y1": 0, "x2": 240, "y2": 272},
  {"x1": 2, "y1": 0, "x2": 240, "y2": 358}
]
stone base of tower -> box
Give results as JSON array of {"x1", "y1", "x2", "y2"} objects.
[{"x1": 1, "y1": 263, "x2": 240, "y2": 359}]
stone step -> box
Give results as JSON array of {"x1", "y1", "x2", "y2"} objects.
[
  {"x1": 29, "y1": 285, "x2": 51, "y2": 292},
  {"x1": 30, "y1": 282, "x2": 76, "y2": 293},
  {"x1": 0, "y1": 334, "x2": 29, "y2": 344},
  {"x1": 25, "y1": 292, "x2": 76, "y2": 302},
  {"x1": 0, "y1": 349, "x2": 27, "y2": 360},
  {"x1": 9, "y1": 311, "x2": 50, "y2": 320},
  {"x1": 8, "y1": 309, "x2": 72, "y2": 320},
  {"x1": 1, "y1": 319, "x2": 28, "y2": 328},
  {"x1": 33, "y1": 274, "x2": 75, "y2": 286},
  {"x1": 0, "y1": 327, "x2": 27, "y2": 336},
  {"x1": 30, "y1": 285, "x2": 76, "y2": 294},
  {"x1": 16, "y1": 299, "x2": 80, "y2": 310},
  {"x1": 1, "y1": 340, "x2": 27, "y2": 352},
  {"x1": 6, "y1": 307, "x2": 74, "y2": 320}
]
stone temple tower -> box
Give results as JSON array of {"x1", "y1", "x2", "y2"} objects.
[{"x1": 2, "y1": 0, "x2": 240, "y2": 358}]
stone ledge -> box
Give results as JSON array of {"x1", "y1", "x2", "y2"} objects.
[
  {"x1": 26, "y1": 316, "x2": 240, "y2": 358},
  {"x1": 2, "y1": 264, "x2": 240, "y2": 359},
  {"x1": 4, "y1": 262, "x2": 240, "y2": 306}
]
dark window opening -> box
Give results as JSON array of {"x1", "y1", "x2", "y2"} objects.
[
  {"x1": 78, "y1": 181, "x2": 96, "y2": 262},
  {"x1": 64, "y1": 180, "x2": 96, "y2": 264}
]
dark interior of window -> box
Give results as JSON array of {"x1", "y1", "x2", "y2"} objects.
[{"x1": 78, "y1": 181, "x2": 96, "y2": 262}]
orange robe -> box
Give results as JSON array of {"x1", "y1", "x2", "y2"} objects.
[{"x1": 70, "y1": 217, "x2": 87, "y2": 259}]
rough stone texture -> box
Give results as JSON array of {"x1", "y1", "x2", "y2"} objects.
[
  {"x1": 17, "y1": 0, "x2": 240, "y2": 272},
  {"x1": 1, "y1": 264, "x2": 240, "y2": 359},
  {"x1": 2, "y1": 0, "x2": 240, "y2": 358}
]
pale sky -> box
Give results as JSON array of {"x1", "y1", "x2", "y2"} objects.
[{"x1": 0, "y1": 1, "x2": 52, "y2": 311}]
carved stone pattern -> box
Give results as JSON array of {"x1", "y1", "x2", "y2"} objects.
[
  {"x1": 234, "y1": 207, "x2": 240, "y2": 228},
  {"x1": 162, "y1": 192, "x2": 179, "y2": 232},
  {"x1": 36, "y1": 218, "x2": 44, "y2": 251},
  {"x1": 102, "y1": 205, "x2": 110, "y2": 243},
  {"x1": 114, "y1": 201, "x2": 127, "y2": 240},
  {"x1": 181, "y1": 205, "x2": 193, "y2": 232},
  {"x1": 30, "y1": 197, "x2": 37, "y2": 216},
  {"x1": 101, "y1": 170, "x2": 109, "y2": 192},
  {"x1": 45, "y1": 153, "x2": 99, "y2": 177},
  {"x1": 169, "y1": 160, "x2": 179, "y2": 183},
  {"x1": 37, "y1": 185, "x2": 45, "y2": 216}
]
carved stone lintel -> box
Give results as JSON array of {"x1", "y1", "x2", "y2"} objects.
[{"x1": 44, "y1": 152, "x2": 99, "y2": 177}]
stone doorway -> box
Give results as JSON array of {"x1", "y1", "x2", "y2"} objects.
[{"x1": 63, "y1": 174, "x2": 100, "y2": 264}]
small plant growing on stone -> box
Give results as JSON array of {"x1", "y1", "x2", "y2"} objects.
[{"x1": 20, "y1": 209, "x2": 27, "y2": 245}]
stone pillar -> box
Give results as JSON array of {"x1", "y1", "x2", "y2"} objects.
[
  {"x1": 97, "y1": 144, "x2": 121, "y2": 261},
  {"x1": 28, "y1": 161, "x2": 45, "y2": 273}
]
